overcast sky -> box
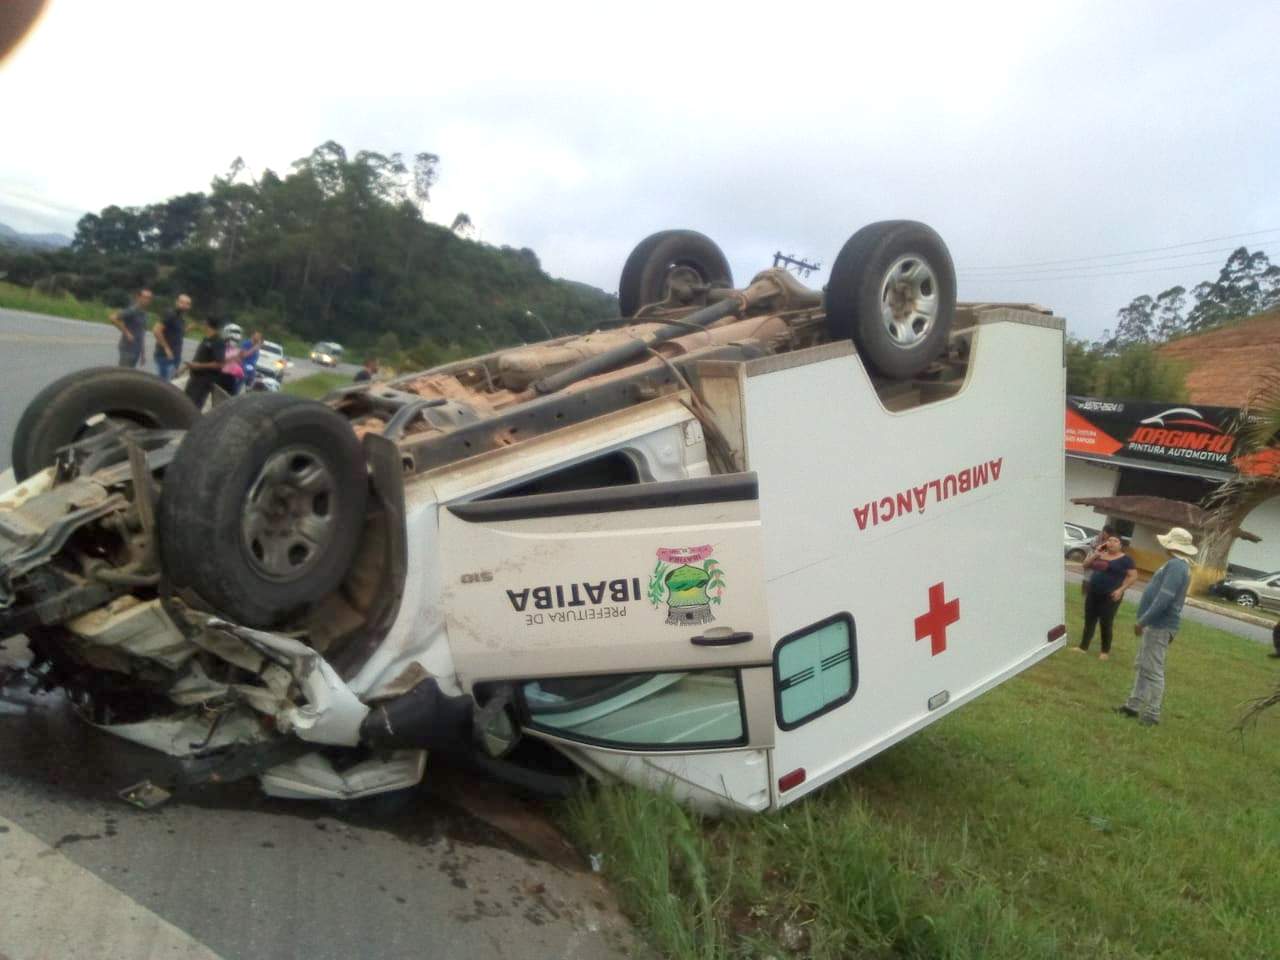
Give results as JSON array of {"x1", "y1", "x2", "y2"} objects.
[{"x1": 2, "y1": 0, "x2": 1277, "y2": 340}]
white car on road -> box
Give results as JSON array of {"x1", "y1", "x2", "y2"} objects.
[
  {"x1": 309, "y1": 341, "x2": 343, "y2": 367},
  {"x1": 257, "y1": 340, "x2": 289, "y2": 383}
]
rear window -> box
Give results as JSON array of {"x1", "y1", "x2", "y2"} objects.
[{"x1": 520, "y1": 669, "x2": 746, "y2": 749}]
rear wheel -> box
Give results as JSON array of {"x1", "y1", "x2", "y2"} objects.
[
  {"x1": 157, "y1": 394, "x2": 368, "y2": 628},
  {"x1": 1236, "y1": 592, "x2": 1259, "y2": 608},
  {"x1": 618, "y1": 230, "x2": 733, "y2": 318},
  {"x1": 11, "y1": 367, "x2": 200, "y2": 481},
  {"x1": 824, "y1": 221, "x2": 956, "y2": 379},
  {"x1": 1066, "y1": 549, "x2": 1087, "y2": 562}
]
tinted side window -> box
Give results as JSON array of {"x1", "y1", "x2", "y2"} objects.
[{"x1": 774, "y1": 613, "x2": 857, "y2": 730}]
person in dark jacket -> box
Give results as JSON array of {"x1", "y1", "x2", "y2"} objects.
[
  {"x1": 1117, "y1": 527, "x2": 1196, "y2": 726},
  {"x1": 184, "y1": 316, "x2": 226, "y2": 409},
  {"x1": 1270, "y1": 619, "x2": 1280, "y2": 660},
  {"x1": 1075, "y1": 535, "x2": 1137, "y2": 659},
  {"x1": 152, "y1": 293, "x2": 191, "y2": 380}
]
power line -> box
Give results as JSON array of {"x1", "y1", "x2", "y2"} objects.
[
  {"x1": 962, "y1": 242, "x2": 1278, "y2": 278},
  {"x1": 959, "y1": 226, "x2": 1280, "y2": 272},
  {"x1": 961, "y1": 245, "x2": 1280, "y2": 284}
]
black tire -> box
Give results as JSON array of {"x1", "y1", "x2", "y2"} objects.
[
  {"x1": 11, "y1": 367, "x2": 200, "y2": 481},
  {"x1": 618, "y1": 230, "x2": 733, "y2": 318},
  {"x1": 1066, "y1": 549, "x2": 1087, "y2": 562},
  {"x1": 157, "y1": 394, "x2": 368, "y2": 628},
  {"x1": 824, "y1": 221, "x2": 957, "y2": 379}
]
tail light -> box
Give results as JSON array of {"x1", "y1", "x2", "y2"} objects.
[{"x1": 778, "y1": 768, "x2": 806, "y2": 793}]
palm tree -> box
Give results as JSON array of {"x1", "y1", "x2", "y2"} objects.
[
  {"x1": 1202, "y1": 362, "x2": 1280, "y2": 727},
  {"x1": 1201, "y1": 366, "x2": 1280, "y2": 564}
]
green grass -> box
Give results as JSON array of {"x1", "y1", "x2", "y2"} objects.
[
  {"x1": 565, "y1": 587, "x2": 1280, "y2": 959},
  {"x1": 278, "y1": 335, "x2": 314, "y2": 360},
  {"x1": 282, "y1": 371, "x2": 350, "y2": 399},
  {"x1": 0, "y1": 279, "x2": 114, "y2": 323}
]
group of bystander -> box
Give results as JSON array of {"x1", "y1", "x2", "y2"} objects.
[{"x1": 108, "y1": 287, "x2": 267, "y2": 406}]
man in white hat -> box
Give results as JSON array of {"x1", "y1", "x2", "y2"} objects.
[{"x1": 1117, "y1": 527, "x2": 1197, "y2": 726}]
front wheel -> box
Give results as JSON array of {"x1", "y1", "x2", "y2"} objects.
[
  {"x1": 157, "y1": 394, "x2": 368, "y2": 628},
  {"x1": 1066, "y1": 549, "x2": 1087, "y2": 562},
  {"x1": 824, "y1": 221, "x2": 957, "y2": 379}
]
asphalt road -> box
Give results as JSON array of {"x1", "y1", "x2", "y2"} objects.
[
  {"x1": 0, "y1": 307, "x2": 631, "y2": 960},
  {"x1": 0, "y1": 307, "x2": 361, "y2": 473},
  {"x1": 0, "y1": 652, "x2": 633, "y2": 960}
]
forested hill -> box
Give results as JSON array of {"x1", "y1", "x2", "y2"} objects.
[{"x1": 0, "y1": 142, "x2": 618, "y2": 362}]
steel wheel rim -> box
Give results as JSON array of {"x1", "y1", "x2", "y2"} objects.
[
  {"x1": 879, "y1": 254, "x2": 939, "y2": 347},
  {"x1": 1237, "y1": 595, "x2": 1255, "y2": 607},
  {"x1": 241, "y1": 446, "x2": 337, "y2": 582}
]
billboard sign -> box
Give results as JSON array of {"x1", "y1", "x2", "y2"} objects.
[{"x1": 1066, "y1": 397, "x2": 1248, "y2": 472}]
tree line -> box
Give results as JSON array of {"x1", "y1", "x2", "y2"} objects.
[
  {"x1": 0, "y1": 141, "x2": 618, "y2": 366},
  {"x1": 1066, "y1": 246, "x2": 1280, "y2": 400}
]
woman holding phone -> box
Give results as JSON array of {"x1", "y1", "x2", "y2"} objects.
[{"x1": 1076, "y1": 535, "x2": 1137, "y2": 660}]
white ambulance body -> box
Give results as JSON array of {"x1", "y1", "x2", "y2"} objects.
[{"x1": 418, "y1": 309, "x2": 1065, "y2": 811}]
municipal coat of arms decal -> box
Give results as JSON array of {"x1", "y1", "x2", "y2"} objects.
[{"x1": 648, "y1": 545, "x2": 726, "y2": 626}]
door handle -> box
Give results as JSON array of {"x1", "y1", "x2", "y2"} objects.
[{"x1": 690, "y1": 630, "x2": 753, "y2": 647}]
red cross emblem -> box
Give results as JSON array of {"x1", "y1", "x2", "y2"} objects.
[{"x1": 914, "y1": 582, "x2": 959, "y2": 656}]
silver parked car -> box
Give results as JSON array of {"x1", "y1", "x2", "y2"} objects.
[
  {"x1": 1064, "y1": 522, "x2": 1096, "y2": 561},
  {"x1": 1210, "y1": 572, "x2": 1280, "y2": 610}
]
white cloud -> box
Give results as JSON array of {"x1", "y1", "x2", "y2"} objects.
[{"x1": 2, "y1": 0, "x2": 1278, "y2": 337}]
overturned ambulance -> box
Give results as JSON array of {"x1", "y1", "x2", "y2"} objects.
[{"x1": 0, "y1": 221, "x2": 1066, "y2": 811}]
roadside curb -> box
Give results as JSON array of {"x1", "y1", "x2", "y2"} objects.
[{"x1": 1183, "y1": 595, "x2": 1277, "y2": 630}]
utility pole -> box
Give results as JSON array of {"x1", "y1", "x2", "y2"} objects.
[{"x1": 772, "y1": 252, "x2": 822, "y2": 278}]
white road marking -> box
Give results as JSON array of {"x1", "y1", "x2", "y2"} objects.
[{"x1": 0, "y1": 814, "x2": 226, "y2": 960}]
